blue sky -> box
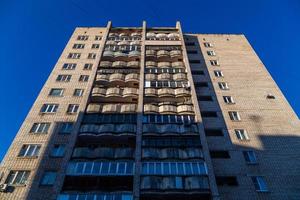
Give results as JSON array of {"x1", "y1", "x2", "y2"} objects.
[{"x1": 0, "y1": 0, "x2": 299, "y2": 160}]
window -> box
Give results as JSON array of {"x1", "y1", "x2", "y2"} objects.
[
  {"x1": 207, "y1": 50, "x2": 216, "y2": 56},
  {"x1": 216, "y1": 176, "x2": 238, "y2": 186},
  {"x1": 74, "y1": 89, "x2": 84, "y2": 96},
  {"x1": 235, "y1": 129, "x2": 249, "y2": 140},
  {"x1": 214, "y1": 70, "x2": 223, "y2": 77},
  {"x1": 79, "y1": 75, "x2": 89, "y2": 82},
  {"x1": 143, "y1": 115, "x2": 195, "y2": 124},
  {"x1": 40, "y1": 171, "x2": 57, "y2": 186},
  {"x1": 223, "y1": 96, "x2": 235, "y2": 104},
  {"x1": 210, "y1": 60, "x2": 219, "y2": 66},
  {"x1": 204, "y1": 42, "x2": 213, "y2": 47},
  {"x1": 185, "y1": 42, "x2": 195, "y2": 46},
  {"x1": 201, "y1": 111, "x2": 218, "y2": 118},
  {"x1": 30, "y1": 123, "x2": 50, "y2": 133},
  {"x1": 251, "y1": 176, "x2": 268, "y2": 192},
  {"x1": 58, "y1": 122, "x2": 74, "y2": 134},
  {"x1": 56, "y1": 75, "x2": 71, "y2": 82},
  {"x1": 83, "y1": 63, "x2": 93, "y2": 70},
  {"x1": 95, "y1": 35, "x2": 102, "y2": 40},
  {"x1": 67, "y1": 53, "x2": 81, "y2": 59},
  {"x1": 49, "y1": 88, "x2": 64, "y2": 97},
  {"x1": 218, "y1": 82, "x2": 229, "y2": 90},
  {"x1": 197, "y1": 95, "x2": 213, "y2": 101},
  {"x1": 5, "y1": 171, "x2": 30, "y2": 185},
  {"x1": 50, "y1": 144, "x2": 65, "y2": 157},
  {"x1": 77, "y1": 35, "x2": 88, "y2": 41},
  {"x1": 92, "y1": 44, "x2": 100, "y2": 49},
  {"x1": 18, "y1": 144, "x2": 41, "y2": 157},
  {"x1": 40, "y1": 104, "x2": 58, "y2": 113},
  {"x1": 72, "y1": 44, "x2": 85, "y2": 49},
  {"x1": 205, "y1": 129, "x2": 223, "y2": 136},
  {"x1": 210, "y1": 151, "x2": 230, "y2": 158},
  {"x1": 192, "y1": 70, "x2": 204, "y2": 75},
  {"x1": 189, "y1": 60, "x2": 201, "y2": 64},
  {"x1": 243, "y1": 151, "x2": 257, "y2": 164},
  {"x1": 67, "y1": 104, "x2": 79, "y2": 114},
  {"x1": 229, "y1": 111, "x2": 241, "y2": 121},
  {"x1": 187, "y1": 50, "x2": 198, "y2": 54},
  {"x1": 88, "y1": 53, "x2": 96, "y2": 59},
  {"x1": 62, "y1": 63, "x2": 76, "y2": 70},
  {"x1": 194, "y1": 82, "x2": 208, "y2": 87}
]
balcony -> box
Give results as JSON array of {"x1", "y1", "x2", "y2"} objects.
[
  {"x1": 173, "y1": 73, "x2": 187, "y2": 81},
  {"x1": 123, "y1": 88, "x2": 138, "y2": 97},
  {"x1": 120, "y1": 104, "x2": 137, "y2": 113},
  {"x1": 157, "y1": 62, "x2": 171, "y2": 68},
  {"x1": 146, "y1": 32, "x2": 156, "y2": 39},
  {"x1": 106, "y1": 41, "x2": 117, "y2": 45},
  {"x1": 86, "y1": 104, "x2": 102, "y2": 113},
  {"x1": 72, "y1": 147, "x2": 135, "y2": 159},
  {"x1": 92, "y1": 87, "x2": 106, "y2": 97},
  {"x1": 172, "y1": 61, "x2": 184, "y2": 68},
  {"x1": 125, "y1": 73, "x2": 139, "y2": 82},
  {"x1": 119, "y1": 33, "x2": 129, "y2": 38},
  {"x1": 130, "y1": 41, "x2": 141, "y2": 45},
  {"x1": 99, "y1": 61, "x2": 112, "y2": 68},
  {"x1": 159, "y1": 105, "x2": 177, "y2": 114},
  {"x1": 143, "y1": 124, "x2": 199, "y2": 135},
  {"x1": 103, "y1": 50, "x2": 114, "y2": 58},
  {"x1": 168, "y1": 33, "x2": 180, "y2": 40},
  {"x1": 146, "y1": 50, "x2": 156, "y2": 57},
  {"x1": 109, "y1": 33, "x2": 118, "y2": 37},
  {"x1": 175, "y1": 88, "x2": 190, "y2": 97},
  {"x1": 145, "y1": 61, "x2": 157, "y2": 68},
  {"x1": 102, "y1": 104, "x2": 119, "y2": 113},
  {"x1": 170, "y1": 50, "x2": 182, "y2": 58},
  {"x1": 80, "y1": 123, "x2": 137, "y2": 135},
  {"x1": 144, "y1": 104, "x2": 159, "y2": 114},
  {"x1": 145, "y1": 74, "x2": 156, "y2": 81},
  {"x1": 157, "y1": 88, "x2": 175, "y2": 97},
  {"x1": 128, "y1": 50, "x2": 141, "y2": 58},
  {"x1": 177, "y1": 105, "x2": 194, "y2": 114},
  {"x1": 112, "y1": 61, "x2": 127, "y2": 68},
  {"x1": 106, "y1": 87, "x2": 122, "y2": 97},
  {"x1": 57, "y1": 193, "x2": 133, "y2": 200},
  {"x1": 156, "y1": 33, "x2": 168, "y2": 40},
  {"x1": 96, "y1": 74, "x2": 109, "y2": 82},
  {"x1": 114, "y1": 51, "x2": 127, "y2": 58},
  {"x1": 157, "y1": 73, "x2": 171, "y2": 80},
  {"x1": 118, "y1": 41, "x2": 130, "y2": 46},
  {"x1": 157, "y1": 50, "x2": 169, "y2": 58},
  {"x1": 142, "y1": 147, "x2": 203, "y2": 160},
  {"x1": 127, "y1": 61, "x2": 139, "y2": 68},
  {"x1": 109, "y1": 73, "x2": 125, "y2": 82},
  {"x1": 144, "y1": 88, "x2": 157, "y2": 97}
]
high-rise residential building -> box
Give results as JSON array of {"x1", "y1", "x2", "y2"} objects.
[{"x1": 0, "y1": 21, "x2": 299, "y2": 200}]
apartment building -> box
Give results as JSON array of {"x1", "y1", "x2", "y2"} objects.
[{"x1": 0, "y1": 21, "x2": 299, "y2": 200}]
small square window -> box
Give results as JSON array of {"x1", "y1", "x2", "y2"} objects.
[
  {"x1": 62, "y1": 63, "x2": 76, "y2": 70},
  {"x1": 204, "y1": 42, "x2": 213, "y2": 47},
  {"x1": 210, "y1": 60, "x2": 219, "y2": 66},
  {"x1": 95, "y1": 35, "x2": 102, "y2": 40},
  {"x1": 235, "y1": 129, "x2": 249, "y2": 140},
  {"x1": 77, "y1": 35, "x2": 88, "y2": 41},
  {"x1": 49, "y1": 89, "x2": 64, "y2": 97},
  {"x1": 229, "y1": 111, "x2": 241, "y2": 121},
  {"x1": 87, "y1": 53, "x2": 96, "y2": 59},
  {"x1": 251, "y1": 176, "x2": 268, "y2": 192},
  {"x1": 67, "y1": 53, "x2": 81, "y2": 59},
  {"x1": 92, "y1": 44, "x2": 100, "y2": 49},
  {"x1": 79, "y1": 75, "x2": 89, "y2": 82},
  {"x1": 74, "y1": 89, "x2": 84, "y2": 96},
  {"x1": 214, "y1": 70, "x2": 223, "y2": 77},
  {"x1": 58, "y1": 122, "x2": 74, "y2": 134},
  {"x1": 50, "y1": 144, "x2": 65, "y2": 157},
  {"x1": 243, "y1": 151, "x2": 257, "y2": 164},
  {"x1": 223, "y1": 96, "x2": 235, "y2": 104},
  {"x1": 40, "y1": 171, "x2": 57, "y2": 186},
  {"x1": 67, "y1": 104, "x2": 79, "y2": 114},
  {"x1": 72, "y1": 44, "x2": 85, "y2": 49},
  {"x1": 56, "y1": 75, "x2": 71, "y2": 82},
  {"x1": 218, "y1": 82, "x2": 229, "y2": 90},
  {"x1": 83, "y1": 63, "x2": 93, "y2": 70},
  {"x1": 207, "y1": 50, "x2": 216, "y2": 56}
]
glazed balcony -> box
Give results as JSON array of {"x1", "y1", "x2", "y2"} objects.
[
  {"x1": 177, "y1": 105, "x2": 194, "y2": 114},
  {"x1": 127, "y1": 61, "x2": 139, "y2": 68},
  {"x1": 119, "y1": 33, "x2": 129, "y2": 38},
  {"x1": 103, "y1": 50, "x2": 114, "y2": 58},
  {"x1": 80, "y1": 123, "x2": 137, "y2": 136},
  {"x1": 146, "y1": 50, "x2": 156, "y2": 58},
  {"x1": 106, "y1": 87, "x2": 122, "y2": 97},
  {"x1": 114, "y1": 51, "x2": 127, "y2": 59},
  {"x1": 157, "y1": 88, "x2": 175, "y2": 97},
  {"x1": 86, "y1": 103, "x2": 102, "y2": 113},
  {"x1": 145, "y1": 74, "x2": 156, "y2": 81},
  {"x1": 170, "y1": 50, "x2": 182, "y2": 58},
  {"x1": 109, "y1": 73, "x2": 125, "y2": 82},
  {"x1": 157, "y1": 73, "x2": 172, "y2": 80},
  {"x1": 144, "y1": 104, "x2": 159, "y2": 114},
  {"x1": 130, "y1": 41, "x2": 141, "y2": 45},
  {"x1": 142, "y1": 124, "x2": 199, "y2": 135},
  {"x1": 121, "y1": 104, "x2": 138, "y2": 113},
  {"x1": 159, "y1": 105, "x2": 177, "y2": 114},
  {"x1": 57, "y1": 193, "x2": 133, "y2": 200},
  {"x1": 146, "y1": 32, "x2": 180, "y2": 41},
  {"x1": 128, "y1": 50, "x2": 141, "y2": 58},
  {"x1": 172, "y1": 61, "x2": 184, "y2": 68},
  {"x1": 117, "y1": 41, "x2": 130, "y2": 46},
  {"x1": 157, "y1": 62, "x2": 171, "y2": 68},
  {"x1": 99, "y1": 61, "x2": 113, "y2": 68},
  {"x1": 142, "y1": 147, "x2": 203, "y2": 160},
  {"x1": 144, "y1": 88, "x2": 157, "y2": 97},
  {"x1": 106, "y1": 41, "x2": 117, "y2": 45},
  {"x1": 123, "y1": 88, "x2": 139, "y2": 97},
  {"x1": 125, "y1": 73, "x2": 139, "y2": 82},
  {"x1": 96, "y1": 74, "x2": 109, "y2": 82},
  {"x1": 157, "y1": 50, "x2": 169, "y2": 58},
  {"x1": 175, "y1": 88, "x2": 191, "y2": 97},
  {"x1": 91, "y1": 87, "x2": 106, "y2": 97},
  {"x1": 112, "y1": 61, "x2": 127, "y2": 68},
  {"x1": 173, "y1": 73, "x2": 187, "y2": 81},
  {"x1": 145, "y1": 61, "x2": 157, "y2": 68},
  {"x1": 72, "y1": 147, "x2": 135, "y2": 159},
  {"x1": 91, "y1": 87, "x2": 138, "y2": 102},
  {"x1": 102, "y1": 104, "x2": 137, "y2": 113}
]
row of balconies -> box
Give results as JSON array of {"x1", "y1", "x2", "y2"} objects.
[
  {"x1": 80, "y1": 124, "x2": 136, "y2": 135},
  {"x1": 109, "y1": 32, "x2": 142, "y2": 38},
  {"x1": 145, "y1": 88, "x2": 190, "y2": 98},
  {"x1": 99, "y1": 61, "x2": 140, "y2": 68},
  {"x1": 106, "y1": 40, "x2": 141, "y2": 46},
  {"x1": 146, "y1": 32, "x2": 180, "y2": 40},
  {"x1": 142, "y1": 124, "x2": 198, "y2": 134},
  {"x1": 145, "y1": 73, "x2": 187, "y2": 81},
  {"x1": 144, "y1": 104, "x2": 194, "y2": 115},
  {"x1": 92, "y1": 87, "x2": 138, "y2": 98},
  {"x1": 142, "y1": 147, "x2": 203, "y2": 160},
  {"x1": 102, "y1": 50, "x2": 141, "y2": 60},
  {"x1": 96, "y1": 73, "x2": 139, "y2": 84},
  {"x1": 87, "y1": 103, "x2": 137, "y2": 113},
  {"x1": 145, "y1": 61, "x2": 184, "y2": 68},
  {"x1": 146, "y1": 50, "x2": 182, "y2": 59},
  {"x1": 72, "y1": 147, "x2": 135, "y2": 159},
  {"x1": 57, "y1": 193, "x2": 133, "y2": 200}
]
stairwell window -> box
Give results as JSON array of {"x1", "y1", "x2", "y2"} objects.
[
  {"x1": 5, "y1": 171, "x2": 30, "y2": 185},
  {"x1": 251, "y1": 176, "x2": 268, "y2": 192},
  {"x1": 235, "y1": 129, "x2": 249, "y2": 140},
  {"x1": 243, "y1": 151, "x2": 257, "y2": 164},
  {"x1": 67, "y1": 104, "x2": 79, "y2": 114},
  {"x1": 30, "y1": 123, "x2": 50, "y2": 134},
  {"x1": 40, "y1": 104, "x2": 58, "y2": 113},
  {"x1": 67, "y1": 53, "x2": 81, "y2": 59},
  {"x1": 210, "y1": 60, "x2": 219, "y2": 66},
  {"x1": 229, "y1": 111, "x2": 241, "y2": 121},
  {"x1": 218, "y1": 82, "x2": 229, "y2": 90},
  {"x1": 214, "y1": 70, "x2": 223, "y2": 77},
  {"x1": 223, "y1": 96, "x2": 235, "y2": 104},
  {"x1": 18, "y1": 144, "x2": 41, "y2": 157},
  {"x1": 207, "y1": 50, "x2": 216, "y2": 56}
]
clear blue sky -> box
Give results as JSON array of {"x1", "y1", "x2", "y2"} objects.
[{"x1": 0, "y1": 0, "x2": 299, "y2": 161}]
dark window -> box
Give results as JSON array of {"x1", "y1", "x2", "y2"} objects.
[
  {"x1": 58, "y1": 122, "x2": 74, "y2": 134},
  {"x1": 189, "y1": 60, "x2": 201, "y2": 64},
  {"x1": 185, "y1": 42, "x2": 195, "y2": 46},
  {"x1": 205, "y1": 129, "x2": 223, "y2": 136},
  {"x1": 197, "y1": 95, "x2": 213, "y2": 101},
  {"x1": 194, "y1": 82, "x2": 208, "y2": 87},
  {"x1": 201, "y1": 111, "x2": 218, "y2": 118},
  {"x1": 192, "y1": 70, "x2": 204, "y2": 75},
  {"x1": 187, "y1": 50, "x2": 198, "y2": 54},
  {"x1": 210, "y1": 151, "x2": 230, "y2": 158},
  {"x1": 83, "y1": 63, "x2": 93, "y2": 70},
  {"x1": 216, "y1": 176, "x2": 238, "y2": 186}
]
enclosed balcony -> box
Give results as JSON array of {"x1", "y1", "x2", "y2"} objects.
[
  {"x1": 170, "y1": 50, "x2": 182, "y2": 58},
  {"x1": 146, "y1": 50, "x2": 156, "y2": 58},
  {"x1": 118, "y1": 41, "x2": 130, "y2": 46},
  {"x1": 114, "y1": 52, "x2": 127, "y2": 59},
  {"x1": 119, "y1": 33, "x2": 129, "y2": 38},
  {"x1": 109, "y1": 73, "x2": 125, "y2": 82},
  {"x1": 123, "y1": 88, "x2": 138, "y2": 97},
  {"x1": 157, "y1": 62, "x2": 171, "y2": 68},
  {"x1": 144, "y1": 104, "x2": 159, "y2": 114},
  {"x1": 145, "y1": 61, "x2": 157, "y2": 68},
  {"x1": 144, "y1": 88, "x2": 157, "y2": 97},
  {"x1": 127, "y1": 61, "x2": 139, "y2": 68},
  {"x1": 157, "y1": 73, "x2": 171, "y2": 80},
  {"x1": 99, "y1": 61, "x2": 112, "y2": 68},
  {"x1": 91, "y1": 87, "x2": 106, "y2": 97},
  {"x1": 146, "y1": 32, "x2": 156, "y2": 39},
  {"x1": 130, "y1": 41, "x2": 141, "y2": 45},
  {"x1": 102, "y1": 104, "x2": 119, "y2": 113},
  {"x1": 157, "y1": 88, "x2": 175, "y2": 97},
  {"x1": 72, "y1": 147, "x2": 135, "y2": 159},
  {"x1": 175, "y1": 88, "x2": 190, "y2": 97},
  {"x1": 159, "y1": 105, "x2": 177, "y2": 114},
  {"x1": 125, "y1": 73, "x2": 139, "y2": 82},
  {"x1": 80, "y1": 123, "x2": 137, "y2": 136},
  {"x1": 173, "y1": 73, "x2": 187, "y2": 81},
  {"x1": 109, "y1": 33, "x2": 118, "y2": 37},
  {"x1": 157, "y1": 50, "x2": 169, "y2": 58},
  {"x1": 145, "y1": 74, "x2": 156, "y2": 81},
  {"x1": 168, "y1": 33, "x2": 180, "y2": 40},
  {"x1": 142, "y1": 148, "x2": 203, "y2": 160},
  {"x1": 177, "y1": 105, "x2": 194, "y2": 114},
  {"x1": 57, "y1": 193, "x2": 133, "y2": 200},
  {"x1": 106, "y1": 87, "x2": 122, "y2": 97},
  {"x1": 96, "y1": 74, "x2": 109, "y2": 82},
  {"x1": 142, "y1": 124, "x2": 199, "y2": 135},
  {"x1": 121, "y1": 104, "x2": 137, "y2": 113},
  {"x1": 103, "y1": 50, "x2": 114, "y2": 58},
  {"x1": 156, "y1": 33, "x2": 168, "y2": 40},
  {"x1": 131, "y1": 32, "x2": 142, "y2": 37},
  {"x1": 86, "y1": 104, "x2": 102, "y2": 113},
  {"x1": 106, "y1": 41, "x2": 117, "y2": 45},
  {"x1": 112, "y1": 61, "x2": 127, "y2": 68},
  {"x1": 172, "y1": 61, "x2": 184, "y2": 68},
  {"x1": 128, "y1": 50, "x2": 141, "y2": 58}
]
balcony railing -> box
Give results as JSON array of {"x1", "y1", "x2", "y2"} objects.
[
  {"x1": 142, "y1": 124, "x2": 198, "y2": 134},
  {"x1": 146, "y1": 32, "x2": 180, "y2": 40},
  {"x1": 99, "y1": 61, "x2": 140, "y2": 68},
  {"x1": 72, "y1": 147, "x2": 135, "y2": 159},
  {"x1": 143, "y1": 104, "x2": 194, "y2": 115},
  {"x1": 86, "y1": 104, "x2": 137, "y2": 113},
  {"x1": 57, "y1": 193, "x2": 133, "y2": 200},
  {"x1": 142, "y1": 148, "x2": 203, "y2": 160},
  {"x1": 80, "y1": 123, "x2": 136, "y2": 135}
]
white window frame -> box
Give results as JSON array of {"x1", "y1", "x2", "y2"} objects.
[
  {"x1": 243, "y1": 151, "x2": 257, "y2": 164},
  {"x1": 223, "y1": 96, "x2": 235, "y2": 104},
  {"x1": 214, "y1": 70, "x2": 223, "y2": 77},
  {"x1": 235, "y1": 129, "x2": 249, "y2": 140},
  {"x1": 79, "y1": 75, "x2": 89, "y2": 82},
  {"x1": 18, "y1": 144, "x2": 41, "y2": 157},
  {"x1": 67, "y1": 104, "x2": 79, "y2": 114},
  {"x1": 56, "y1": 75, "x2": 71, "y2": 82},
  {"x1": 62, "y1": 63, "x2": 76, "y2": 70},
  {"x1": 210, "y1": 60, "x2": 219, "y2": 66},
  {"x1": 41, "y1": 104, "x2": 58, "y2": 113},
  {"x1": 252, "y1": 176, "x2": 268, "y2": 192},
  {"x1": 73, "y1": 89, "x2": 84, "y2": 96},
  {"x1": 207, "y1": 50, "x2": 216, "y2": 56},
  {"x1": 229, "y1": 111, "x2": 241, "y2": 121},
  {"x1": 6, "y1": 171, "x2": 30, "y2": 185},
  {"x1": 49, "y1": 88, "x2": 64, "y2": 97},
  {"x1": 30, "y1": 123, "x2": 50, "y2": 133},
  {"x1": 218, "y1": 82, "x2": 229, "y2": 90}
]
